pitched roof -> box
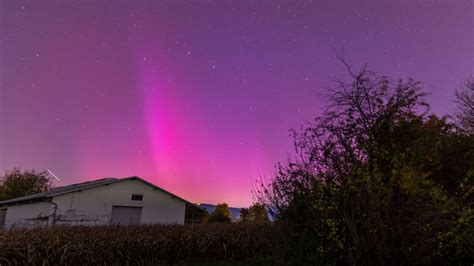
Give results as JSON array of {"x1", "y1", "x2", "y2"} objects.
[{"x1": 0, "y1": 176, "x2": 201, "y2": 210}]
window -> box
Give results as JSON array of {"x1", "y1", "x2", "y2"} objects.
[{"x1": 131, "y1": 194, "x2": 143, "y2": 201}]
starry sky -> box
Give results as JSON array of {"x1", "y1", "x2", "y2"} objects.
[{"x1": 0, "y1": 1, "x2": 472, "y2": 206}]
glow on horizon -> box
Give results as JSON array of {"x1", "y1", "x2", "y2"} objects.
[
  {"x1": 1, "y1": 1, "x2": 471, "y2": 207},
  {"x1": 135, "y1": 47, "x2": 271, "y2": 206}
]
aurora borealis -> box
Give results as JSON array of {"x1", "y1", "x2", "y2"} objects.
[{"x1": 1, "y1": 1, "x2": 472, "y2": 206}]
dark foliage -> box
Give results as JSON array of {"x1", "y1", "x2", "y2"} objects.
[
  {"x1": 206, "y1": 203, "x2": 232, "y2": 223},
  {"x1": 454, "y1": 78, "x2": 474, "y2": 134},
  {"x1": 256, "y1": 64, "x2": 474, "y2": 265},
  {"x1": 240, "y1": 203, "x2": 270, "y2": 224},
  {"x1": 0, "y1": 168, "x2": 53, "y2": 201}
]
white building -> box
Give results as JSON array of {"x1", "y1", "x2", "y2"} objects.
[{"x1": 0, "y1": 176, "x2": 204, "y2": 228}]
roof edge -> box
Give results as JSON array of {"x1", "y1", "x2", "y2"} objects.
[{"x1": 0, "y1": 176, "x2": 203, "y2": 211}]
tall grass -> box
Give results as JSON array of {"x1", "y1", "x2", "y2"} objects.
[{"x1": 0, "y1": 223, "x2": 279, "y2": 265}]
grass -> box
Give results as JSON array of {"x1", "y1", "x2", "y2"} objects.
[{"x1": 0, "y1": 223, "x2": 279, "y2": 265}]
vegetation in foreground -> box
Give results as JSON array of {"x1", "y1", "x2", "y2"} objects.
[
  {"x1": 257, "y1": 65, "x2": 473, "y2": 265},
  {"x1": 0, "y1": 223, "x2": 279, "y2": 265}
]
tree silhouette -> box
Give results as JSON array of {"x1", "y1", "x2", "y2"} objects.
[
  {"x1": 256, "y1": 63, "x2": 473, "y2": 264},
  {"x1": 454, "y1": 78, "x2": 474, "y2": 133},
  {"x1": 0, "y1": 168, "x2": 53, "y2": 201},
  {"x1": 240, "y1": 203, "x2": 269, "y2": 223},
  {"x1": 206, "y1": 203, "x2": 232, "y2": 223}
]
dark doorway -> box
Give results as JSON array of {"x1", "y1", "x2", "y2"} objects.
[
  {"x1": 0, "y1": 209, "x2": 7, "y2": 228},
  {"x1": 185, "y1": 204, "x2": 205, "y2": 225}
]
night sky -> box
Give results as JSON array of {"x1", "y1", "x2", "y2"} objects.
[{"x1": 1, "y1": 1, "x2": 472, "y2": 206}]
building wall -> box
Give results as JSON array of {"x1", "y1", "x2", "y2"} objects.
[
  {"x1": 51, "y1": 179, "x2": 186, "y2": 225},
  {"x1": 3, "y1": 202, "x2": 52, "y2": 228}
]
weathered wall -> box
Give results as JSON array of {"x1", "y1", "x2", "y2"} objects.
[
  {"x1": 3, "y1": 202, "x2": 52, "y2": 228},
  {"x1": 52, "y1": 179, "x2": 186, "y2": 225}
]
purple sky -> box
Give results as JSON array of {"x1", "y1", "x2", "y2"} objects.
[{"x1": 0, "y1": 1, "x2": 472, "y2": 206}]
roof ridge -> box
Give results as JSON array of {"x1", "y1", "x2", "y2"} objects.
[
  {"x1": 51, "y1": 177, "x2": 117, "y2": 190},
  {"x1": 0, "y1": 177, "x2": 119, "y2": 206},
  {"x1": 0, "y1": 176, "x2": 202, "y2": 210}
]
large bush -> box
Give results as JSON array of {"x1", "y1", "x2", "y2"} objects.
[{"x1": 257, "y1": 65, "x2": 474, "y2": 265}]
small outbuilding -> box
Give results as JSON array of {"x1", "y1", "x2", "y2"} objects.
[{"x1": 0, "y1": 176, "x2": 205, "y2": 228}]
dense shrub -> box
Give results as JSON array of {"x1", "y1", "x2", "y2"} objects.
[
  {"x1": 257, "y1": 65, "x2": 474, "y2": 265},
  {"x1": 0, "y1": 223, "x2": 279, "y2": 265},
  {"x1": 206, "y1": 203, "x2": 232, "y2": 223}
]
